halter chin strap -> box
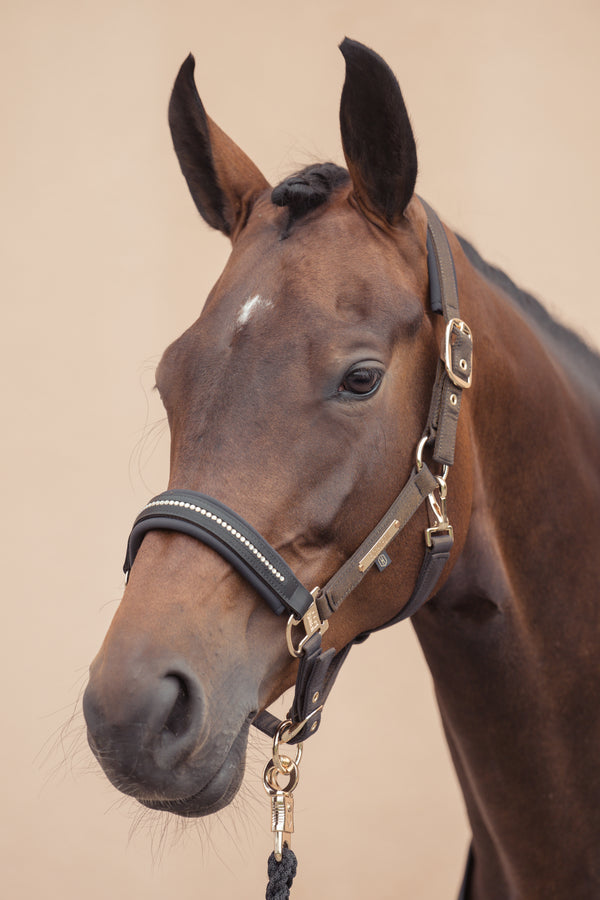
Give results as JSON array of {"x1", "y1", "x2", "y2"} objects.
[{"x1": 123, "y1": 200, "x2": 473, "y2": 745}]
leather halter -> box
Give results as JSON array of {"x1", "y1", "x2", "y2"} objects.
[{"x1": 123, "y1": 200, "x2": 473, "y2": 745}]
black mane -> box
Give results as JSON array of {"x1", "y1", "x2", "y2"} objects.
[
  {"x1": 271, "y1": 163, "x2": 349, "y2": 232},
  {"x1": 457, "y1": 235, "x2": 600, "y2": 386}
]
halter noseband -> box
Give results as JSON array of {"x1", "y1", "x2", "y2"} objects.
[{"x1": 123, "y1": 200, "x2": 473, "y2": 744}]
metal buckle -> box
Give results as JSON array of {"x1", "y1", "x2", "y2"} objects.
[
  {"x1": 278, "y1": 707, "x2": 323, "y2": 743},
  {"x1": 286, "y1": 588, "x2": 329, "y2": 659},
  {"x1": 425, "y1": 522, "x2": 454, "y2": 548},
  {"x1": 444, "y1": 318, "x2": 473, "y2": 389}
]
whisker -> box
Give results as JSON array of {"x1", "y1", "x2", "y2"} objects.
[
  {"x1": 37, "y1": 675, "x2": 92, "y2": 787},
  {"x1": 128, "y1": 357, "x2": 169, "y2": 494}
]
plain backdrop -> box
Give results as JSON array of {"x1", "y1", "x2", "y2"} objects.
[{"x1": 3, "y1": 1, "x2": 599, "y2": 898}]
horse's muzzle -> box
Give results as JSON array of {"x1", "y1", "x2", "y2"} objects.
[{"x1": 82, "y1": 655, "x2": 248, "y2": 814}]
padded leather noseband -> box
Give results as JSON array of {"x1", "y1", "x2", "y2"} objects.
[
  {"x1": 125, "y1": 491, "x2": 314, "y2": 618},
  {"x1": 123, "y1": 200, "x2": 472, "y2": 744}
]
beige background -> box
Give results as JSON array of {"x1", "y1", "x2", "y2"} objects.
[{"x1": 3, "y1": 1, "x2": 599, "y2": 898}]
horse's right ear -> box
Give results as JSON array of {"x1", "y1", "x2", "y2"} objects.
[{"x1": 168, "y1": 55, "x2": 270, "y2": 239}]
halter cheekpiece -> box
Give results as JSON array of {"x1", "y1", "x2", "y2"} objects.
[{"x1": 123, "y1": 200, "x2": 473, "y2": 745}]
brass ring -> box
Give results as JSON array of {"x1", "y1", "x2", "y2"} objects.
[
  {"x1": 273, "y1": 720, "x2": 303, "y2": 771},
  {"x1": 263, "y1": 757, "x2": 300, "y2": 795},
  {"x1": 415, "y1": 434, "x2": 429, "y2": 471}
]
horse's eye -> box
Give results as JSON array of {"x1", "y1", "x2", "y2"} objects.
[{"x1": 338, "y1": 364, "x2": 384, "y2": 398}]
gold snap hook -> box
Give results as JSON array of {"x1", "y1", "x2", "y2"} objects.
[{"x1": 263, "y1": 720, "x2": 304, "y2": 861}]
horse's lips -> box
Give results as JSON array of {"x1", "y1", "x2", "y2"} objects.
[{"x1": 139, "y1": 718, "x2": 251, "y2": 818}]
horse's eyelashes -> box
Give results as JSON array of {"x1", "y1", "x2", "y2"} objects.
[{"x1": 337, "y1": 364, "x2": 384, "y2": 399}]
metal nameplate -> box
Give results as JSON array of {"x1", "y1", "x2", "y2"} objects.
[{"x1": 358, "y1": 519, "x2": 401, "y2": 573}]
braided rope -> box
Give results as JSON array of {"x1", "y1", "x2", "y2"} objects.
[{"x1": 265, "y1": 846, "x2": 298, "y2": 899}]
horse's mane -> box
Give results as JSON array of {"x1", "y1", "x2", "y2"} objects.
[{"x1": 457, "y1": 235, "x2": 600, "y2": 386}]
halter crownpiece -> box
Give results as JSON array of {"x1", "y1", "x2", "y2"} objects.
[{"x1": 123, "y1": 200, "x2": 473, "y2": 745}]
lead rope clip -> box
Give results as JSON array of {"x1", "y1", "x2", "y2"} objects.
[{"x1": 263, "y1": 722, "x2": 303, "y2": 898}]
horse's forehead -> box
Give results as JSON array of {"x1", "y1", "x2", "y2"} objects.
[
  {"x1": 235, "y1": 293, "x2": 273, "y2": 328},
  {"x1": 158, "y1": 197, "x2": 426, "y2": 394},
  {"x1": 224, "y1": 200, "x2": 417, "y2": 313}
]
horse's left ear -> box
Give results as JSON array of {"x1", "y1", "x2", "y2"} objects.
[
  {"x1": 339, "y1": 38, "x2": 417, "y2": 226},
  {"x1": 168, "y1": 54, "x2": 270, "y2": 239}
]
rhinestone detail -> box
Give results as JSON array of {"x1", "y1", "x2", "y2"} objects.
[{"x1": 143, "y1": 499, "x2": 286, "y2": 582}]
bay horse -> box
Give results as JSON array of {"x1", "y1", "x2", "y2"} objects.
[{"x1": 83, "y1": 38, "x2": 600, "y2": 898}]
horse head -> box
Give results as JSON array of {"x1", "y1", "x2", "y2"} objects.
[{"x1": 83, "y1": 39, "x2": 472, "y2": 819}]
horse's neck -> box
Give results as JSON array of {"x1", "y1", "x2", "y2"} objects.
[{"x1": 413, "y1": 252, "x2": 600, "y2": 898}]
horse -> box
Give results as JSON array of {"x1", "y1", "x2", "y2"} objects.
[{"x1": 82, "y1": 38, "x2": 600, "y2": 898}]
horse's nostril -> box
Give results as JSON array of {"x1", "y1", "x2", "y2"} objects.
[
  {"x1": 84, "y1": 660, "x2": 207, "y2": 792},
  {"x1": 162, "y1": 674, "x2": 192, "y2": 738}
]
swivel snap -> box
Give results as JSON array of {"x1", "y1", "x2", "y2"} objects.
[{"x1": 263, "y1": 721, "x2": 304, "y2": 861}]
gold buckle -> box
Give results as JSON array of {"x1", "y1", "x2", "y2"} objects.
[
  {"x1": 425, "y1": 522, "x2": 454, "y2": 548},
  {"x1": 286, "y1": 588, "x2": 329, "y2": 659},
  {"x1": 278, "y1": 708, "x2": 323, "y2": 743},
  {"x1": 444, "y1": 318, "x2": 473, "y2": 389}
]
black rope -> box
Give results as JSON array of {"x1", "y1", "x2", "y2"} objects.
[{"x1": 265, "y1": 846, "x2": 298, "y2": 899}]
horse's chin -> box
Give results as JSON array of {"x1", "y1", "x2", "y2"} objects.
[
  {"x1": 122, "y1": 718, "x2": 251, "y2": 819},
  {"x1": 140, "y1": 764, "x2": 244, "y2": 817}
]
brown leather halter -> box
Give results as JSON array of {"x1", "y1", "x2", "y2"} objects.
[{"x1": 123, "y1": 201, "x2": 473, "y2": 745}]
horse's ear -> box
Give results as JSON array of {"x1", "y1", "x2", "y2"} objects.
[
  {"x1": 339, "y1": 38, "x2": 417, "y2": 226},
  {"x1": 168, "y1": 54, "x2": 270, "y2": 238}
]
